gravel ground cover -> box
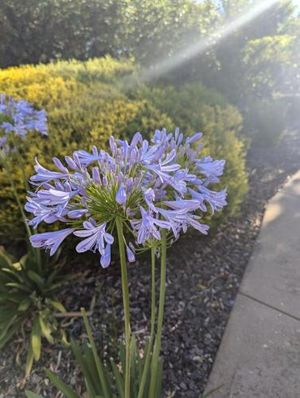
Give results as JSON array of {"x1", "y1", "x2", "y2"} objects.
[{"x1": 1, "y1": 130, "x2": 300, "y2": 398}]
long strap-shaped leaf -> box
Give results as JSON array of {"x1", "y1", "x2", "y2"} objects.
[
  {"x1": 110, "y1": 359, "x2": 125, "y2": 398},
  {"x1": 0, "y1": 249, "x2": 13, "y2": 268},
  {"x1": 25, "y1": 391, "x2": 44, "y2": 398},
  {"x1": 0, "y1": 320, "x2": 21, "y2": 349},
  {"x1": 81, "y1": 308, "x2": 111, "y2": 398},
  {"x1": 71, "y1": 340, "x2": 97, "y2": 397},
  {"x1": 31, "y1": 318, "x2": 42, "y2": 361},
  {"x1": 45, "y1": 369, "x2": 80, "y2": 398}
]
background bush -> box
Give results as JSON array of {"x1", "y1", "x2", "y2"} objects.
[
  {"x1": 0, "y1": 57, "x2": 247, "y2": 243},
  {"x1": 0, "y1": 0, "x2": 127, "y2": 68}
]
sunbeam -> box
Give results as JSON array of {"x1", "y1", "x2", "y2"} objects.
[{"x1": 139, "y1": 0, "x2": 281, "y2": 82}]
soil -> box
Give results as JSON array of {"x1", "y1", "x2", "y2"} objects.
[{"x1": 1, "y1": 130, "x2": 300, "y2": 398}]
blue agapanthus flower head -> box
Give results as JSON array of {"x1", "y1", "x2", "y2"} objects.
[
  {"x1": 25, "y1": 128, "x2": 227, "y2": 268},
  {"x1": 0, "y1": 94, "x2": 47, "y2": 151}
]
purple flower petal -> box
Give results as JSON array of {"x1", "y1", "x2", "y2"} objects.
[
  {"x1": 100, "y1": 244, "x2": 112, "y2": 268},
  {"x1": 126, "y1": 244, "x2": 136, "y2": 263},
  {"x1": 30, "y1": 228, "x2": 74, "y2": 255},
  {"x1": 116, "y1": 185, "x2": 127, "y2": 205}
]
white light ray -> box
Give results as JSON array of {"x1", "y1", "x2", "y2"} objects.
[{"x1": 138, "y1": 0, "x2": 280, "y2": 82}]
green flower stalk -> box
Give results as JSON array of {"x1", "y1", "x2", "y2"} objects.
[
  {"x1": 116, "y1": 217, "x2": 132, "y2": 398},
  {"x1": 149, "y1": 230, "x2": 167, "y2": 398}
]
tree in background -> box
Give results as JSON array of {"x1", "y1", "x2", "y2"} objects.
[
  {"x1": 123, "y1": 0, "x2": 220, "y2": 80},
  {"x1": 211, "y1": 0, "x2": 298, "y2": 101},
  {"x1": 213, "y1": 0, "x2": 300, "y2": 141},
  {"x1": 0, "y1": 0, "x2": 126, "y2": 68}
]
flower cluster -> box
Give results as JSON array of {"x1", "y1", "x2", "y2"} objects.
[
  {"x1": 25, "y1": 129, "x2": 227, "y2": 268},
  {"x1": 0, "y1": 94, "x2": 47, "y2": 151}
]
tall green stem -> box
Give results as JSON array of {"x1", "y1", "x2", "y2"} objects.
[
  {"x1": 149, "y1": 230, "x2": 167, "y2": 398},
  {"x1": 115, "y1": 217, "x2": 131, "y2": 398},
  {"x1": 137, "y1": 246, "x2": 157, "y2": 398},
  {"x1": 150, "y1": 246, "x2": 156, "y2": 338}
]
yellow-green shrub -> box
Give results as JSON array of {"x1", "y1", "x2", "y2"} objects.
[{"x1": 0, "y1": 58, "x2": 247, "y2": 242}]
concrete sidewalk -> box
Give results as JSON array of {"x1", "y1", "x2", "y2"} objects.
[{"x1": 205, "y1": 171, "x2": 300, "y2": 398}]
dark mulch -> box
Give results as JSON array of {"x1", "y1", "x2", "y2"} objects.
[{"x1": 1, "y1": 131, "x2": 300, "y2": 398}]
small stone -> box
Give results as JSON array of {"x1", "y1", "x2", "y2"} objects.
[{"x1": 180, "y1": 382, "x2": 187, "y2": 390}]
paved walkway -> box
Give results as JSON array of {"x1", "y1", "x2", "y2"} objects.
[{"x1": 205, "y1": 170, "x2": 300, "y2": 398}]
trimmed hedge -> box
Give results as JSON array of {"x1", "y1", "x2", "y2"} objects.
[{"x1": 0, "y1": 57, "x2": 247, "y2": 242}]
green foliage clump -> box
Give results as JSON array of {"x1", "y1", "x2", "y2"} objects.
[
  {"x1": 0, "y1": 247, "x2": 68, "y2": 376},
  {"x1": 26, "y1": 310, "x2": 162, "y2": 398},
  {"x1": 136, "y1": 83, "x2": 248, "y2": 215}
]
